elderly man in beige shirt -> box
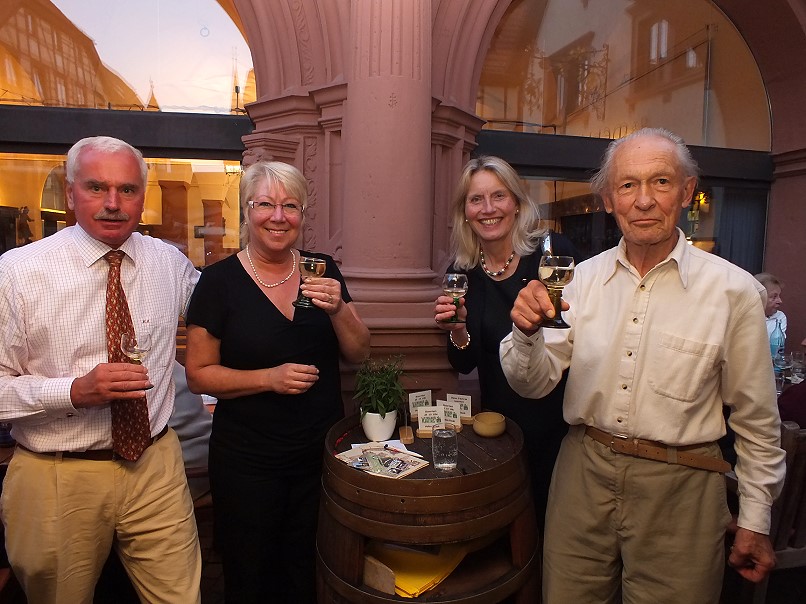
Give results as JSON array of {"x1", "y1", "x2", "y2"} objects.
[{"x1": 501, "y1": 128, "x2": 785, "y2": 604}]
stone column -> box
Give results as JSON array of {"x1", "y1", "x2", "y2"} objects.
[{"x1": 339, "y1": 0, "x2": 438, "y2": 325}]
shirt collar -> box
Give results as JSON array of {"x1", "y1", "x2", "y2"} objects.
[
  {"x1": 606, "y1": 227, "x2": 689, "y2": 287},
  {"x1": 70, "y1": 224, "x2": 139, "y2": 268}
]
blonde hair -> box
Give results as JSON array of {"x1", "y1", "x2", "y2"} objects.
[
  {"x1": 239, "y1": 161, "x2": 308, "y2": 246},
  {"x1": 449, "y1": 156, "x2": 544, "y2": 270}
]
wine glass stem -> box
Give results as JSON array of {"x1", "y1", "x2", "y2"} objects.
[{"x1": 548, "y1": 289, "x2": 563, "y2": 318}]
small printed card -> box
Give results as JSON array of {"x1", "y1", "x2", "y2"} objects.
[
  {"x1": 447, "y1": 393, "x2": 473, "y2": 424},
  {"x1": 409, "y1": 390, "x2": 432, "y2": 419},
  {"x1": 416, "y1": 406, "x2": 445, "y2": 437},
  {"x1": 440, "y1": 401, "x2": 462, "y2": 430}
]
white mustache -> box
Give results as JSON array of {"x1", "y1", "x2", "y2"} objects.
[{"x1": 93, "y1": 210, "x2": 129, "y2": 221}]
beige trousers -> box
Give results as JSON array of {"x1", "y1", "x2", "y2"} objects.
[
  {"x1": 543, "y1": 425, "x2": 732, "y2": 604},
  {"x1": 1, "y1": 429, "x2": 201, "y2": 604}
]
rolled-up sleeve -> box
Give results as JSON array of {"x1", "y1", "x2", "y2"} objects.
[{"x1": 500, "y1": 327, "x2": 562, "y2": 399}]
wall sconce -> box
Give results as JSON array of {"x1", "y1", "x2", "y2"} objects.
[{"x1": 694, "y1": 190, "x2": 710, "y2": 213}]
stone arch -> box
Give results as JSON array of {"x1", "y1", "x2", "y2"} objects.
[
  {"x1": 230, "y1": 0, "x2": 347, "y2": 99},
  {"x1": 432, "y1": 0, "x2": 514, "y2": 112},
  {"x1": 715, "y1": 0, "x2": 806, "y2": 153}
]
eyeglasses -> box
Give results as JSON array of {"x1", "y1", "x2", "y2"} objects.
[{"x1": 247, "y1": 200, "x2": 303, "y2": 216}]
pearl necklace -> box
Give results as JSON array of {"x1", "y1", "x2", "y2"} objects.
[
  {"x1": 246, "y1": 246, "x2": 297, "y2": 288},
  {"x1": 479, "y1": 249, "x2": 515, "y2": 277}
]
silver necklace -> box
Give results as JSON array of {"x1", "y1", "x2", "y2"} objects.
[
  {"x1": 479, "y1": 249, "x2": 515, "y2": 277},
  {"x1": 246, "y1": 246, "x2": 297, "y2": 288}
]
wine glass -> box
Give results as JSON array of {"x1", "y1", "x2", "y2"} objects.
[
  {"x1": 441, "y1": 273, "x2": 468, "y2": 323},
  {"x1": 773, "y1": 351, "x2": 793, "y2": 376},
  {"x1": 538, "y1": 255, "x2": 575, "y2": 329},
  {"x1": 293, "y1": 256, "x2": 328, "y2": 308},
  {"x1": 120, "y1": 330, "x2": 152, "y2": 365}
]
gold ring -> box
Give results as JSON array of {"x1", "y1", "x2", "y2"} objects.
[{"x1": 328, "y1": 294, "x2": 334, "y2": 304}]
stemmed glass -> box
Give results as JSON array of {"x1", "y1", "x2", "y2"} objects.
[
  {"x1": 441, "y1": 273, "x2": 468, "y2": 323},
  {"x1": 538, "y1": 255, "x2": 575, "y2": 329},
  {"x1": 791, "y1": 351, "x2": 805, "y2": 383},
  {"x1": 293, "y1": 256, "x2": 328, "y2": 308},
  {"x1": 773, "y1": 351, "x2": 793, "y2": 375},
  {"x1": 120, "y1": 330, "x2": 152, "y2": 365}
]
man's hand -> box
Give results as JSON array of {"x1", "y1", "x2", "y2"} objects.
[
  {"x1": 70, "y1": 363, "x2": 152, "y2": 408},
  {"x1": 728, "y1": 527, "x2": 776, "y2": 583},
  {"x1": 510, "y1": 280, "x2": 568, "y2": 336}
]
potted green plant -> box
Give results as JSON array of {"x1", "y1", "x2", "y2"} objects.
[{"x1": 353, "y1": 356, "x2": 405, "y2": 441}]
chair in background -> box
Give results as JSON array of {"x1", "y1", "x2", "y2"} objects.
[{"x1": 726, "y1": 420, "x2": 806, "y2": 604}]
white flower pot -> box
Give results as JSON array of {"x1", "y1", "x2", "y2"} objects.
[{"x1": 361, "y1": 410, "x2": 398, "y2": 442}]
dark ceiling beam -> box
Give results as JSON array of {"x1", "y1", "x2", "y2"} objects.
[
  {"x1": 476, "y1": 130, "x2": 774, "y2": 186},
  {"x1": 0, "y1": 106, "x2": 254, "y2": 160}
]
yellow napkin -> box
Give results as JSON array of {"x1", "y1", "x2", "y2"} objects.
[{"x1": 365, "y1": 541, "x2": 468, "y2": 598}]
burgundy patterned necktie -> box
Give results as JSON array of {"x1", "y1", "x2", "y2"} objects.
[{"x1": 104, "y1": 250, "x2": 151, "y2": 461}]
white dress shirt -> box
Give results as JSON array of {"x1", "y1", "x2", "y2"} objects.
[
  {"x1": 0, "y1": 225, "x2": 199, "y2": 453},
  {"x1": 500, "y1": 230, "x2": 785, "y2": 534}
]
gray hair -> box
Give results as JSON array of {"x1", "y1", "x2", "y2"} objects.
[
  {"x1": 239, "y1": 161, "x2": 308, "y2": 246},
  {"x1": 754, "y1": 272, "x2": 783, "y2": 290},
  {"x1": 65, "y1": 136, "x2": 147, "y2": 186},
  {"x1": 590, "y1": 128, "x2": 699, "y2": 197},
  {"x1": 450, "y1": 156, "x2": 544, "y2": 270}
]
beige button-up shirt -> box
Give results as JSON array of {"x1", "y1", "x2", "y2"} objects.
[{"x1": 500, "y1": 230, "x2": 785, "y2": 534}]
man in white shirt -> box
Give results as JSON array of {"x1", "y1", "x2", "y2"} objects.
[
  {"x1": 754, "y1": 272, "x2": 787, "y2": 338},
  {"x1": 501, "y1": 128, "x2": 785, "y2": 603},
  {"x1": 0, "y1": 136, "x2": 201, "y2": 602}
]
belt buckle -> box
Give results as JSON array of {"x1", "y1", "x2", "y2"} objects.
[
  {"x1": 610, "y1": 433, "x2": 635, "y2": 455},
  {"x1": 610, "y1": 432, "x2": 629, "y2": 446}
]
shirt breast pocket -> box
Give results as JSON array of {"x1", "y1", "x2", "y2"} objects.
[
  {"x1": 647, "y1": 332, "x2": 720, "y2": 403},
  {"x1": 134, "y1": 313, "x2": 176, "y2": 369}
]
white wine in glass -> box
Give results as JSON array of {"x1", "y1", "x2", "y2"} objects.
[
  {"x1": 120, "y1": 332, "x2": 152, "y2": 365},
  {"x1": 538, "y1": 255, "x2": 574, "y2": 329},
  {"x1": 293, "y1": 256, "x2": 328, "y2": 308},
  {"x1": 441, "y1": 273, "x2": 468, "y2": 324}
]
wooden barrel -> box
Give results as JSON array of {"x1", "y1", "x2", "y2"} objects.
[{"x1": 316, "y1": 415, "x2": 539, "y2": 603}]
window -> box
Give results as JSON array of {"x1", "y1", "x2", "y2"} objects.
[
  {"x1": 0, "y1": 1, "x2": 255, "y2": 114},
  {"x1": 649, "y1": 20, "x2": 669, "y2": 64},
  {"x1": 0, "y1": 152, "x2": 243, "y2": 270}
]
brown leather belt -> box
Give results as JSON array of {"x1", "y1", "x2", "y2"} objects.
[
  {"x1": 18, "y1": 425, "x2": 169, "y2": 461},
  {"x1": 584, "y1": 425, "x2": 731, "y2": 474}
]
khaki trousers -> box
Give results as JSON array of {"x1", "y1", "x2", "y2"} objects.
[
  {"x1": 1, "y1": 428, "x2": 201, "y2": 604},
  {"x1": 543, "y1": 425, "x2": 731, "y2": 604}
]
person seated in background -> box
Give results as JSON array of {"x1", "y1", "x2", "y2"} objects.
[
  {"x1": 168, "y1": 360, "x2": 213, "y2": 501},
  {"x1": 754, "y1": 272, "x2": 786, "y2": 338}
]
